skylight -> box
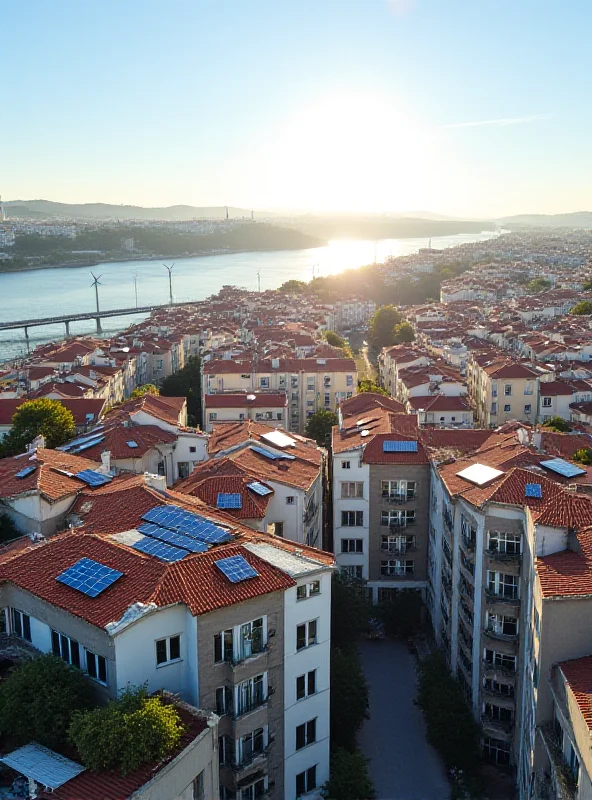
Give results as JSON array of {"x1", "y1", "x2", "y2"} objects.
[
  {"x1": 456, "y1": 463, "x2": 504, "y2": 486},
  {"x1": 261, "y1": 430, "x2": 296, "y2": 448}
]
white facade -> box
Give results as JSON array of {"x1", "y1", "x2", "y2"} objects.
[{"x1": 332, "y1": 451, "x2": 370, "y2": 579}]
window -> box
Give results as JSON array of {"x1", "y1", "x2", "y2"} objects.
[
  {"x1": 381, "y1": 480, "x2": 416, "y2": 500},
  {"x1": 193, "y1": 771, "x2": 204, "y2": 800},
  {"x1": 484, "y1": 678, "x2": 514, "y2": 697},
  {"x1": 504, "y1": 384, "x2": 512, "y2": 396},
  {"x1": 487, "y1": 613, "x2": 518, "y2": 637},
  {"x1": 214, "y1": 629, "x2": 234, "y2": 663},
  {"x1": 156, "y1": 635, "x2": 181, "y2": 666},
  {"x1": 286, "y1": 496, "x2": 295, "y2": 505},
  {"x1": 483, "y1": 736, "x2": 511, "y2": 766},
  {"x1": 341, "y1": 565, "x2": 363, "y2": 580},
  {"x1": 380, "y1": 510, "x2": 415, "y2": 527},
  {"x1": 297, "y1": 670, "x2": 317, "y2": 700},
  {"x1": 296, "y1": 718, "x2": 317, "y2": 750},
  {"x1": 218, "y1": 734, "x2": 231, "y2": 766},
  {"x1": 260, "y1": 378, "x2": 269, "y2": 388},
  {"x1": 241, "y1": 778, "x2": 266, "y2": 800},
  {"x1": 504, "y1": 404, "x2": 511, "y2": 413},
  {"x1": 346, "y1": 374, "x2": 354, "y2": 386},
  {"x1": 86, "y1": 650, "x2": 107, "y2": 684},
  {"x1": 296, "y1": 620, "x2": 318, "y2": 651},
  {"x1": 178, "y1": 461, "x2": 190, "y2": 479},
  {"x1": 51, "y1": 630, "x2": 80, "y2": 668},
  {"x1": 189, "y1": 445, "x2": 197, "y2": 453},
  {"x1": 532, "y1": 658, "x2": 539, "y2": 688},
  {"x1": 341, "y1": 482, "x2": 364, "y2": 498},
  {"x1": 216, "y1": 685, "x2": 233, "y2": 715},
  {"x1": 297, "y1": 581, "x2": 321, "y2": 600},
  {"x1": 542, "y1": 396, "x2": 553, "y2": 407},
  {"x1": 484, "y1": 703, "x2": 513, "y2": 723},
  {"x1": 0, "y1": 609, "x2": 6, "y2": 635},
  {"x1": 209, "y1": 412, "x2": 217, "y2": 421},
  {"x1": 341, "y1": 460, "x2": 351, "y2": 469},
  {"x1": 296, "y1": 765, "x2": 317, "y2": 796},
  {"x1": 524, "y1": 404, "x2": 532, "y2": 413},
  {"x1": 266, "y1": 521, "x2": 284, "y2": 537},
  {"x1": 240, "y1": 727, "x2": 265, "y2": 764},
  {"x1": 236, "y1": 674, "x2": 265, "y2": 716},
  {"x1": 524, "y1": 382, "x2": 534, "y2": 395},
  {"x1": 238, "y1": 618, "x2": 265, "y2": 661},
  {"x1": 241, "y1": 373, "x2": 251, "y2": 379},
  {"x1": 154, "y1": 359, "x2": 163, "y2": 370},
  {"x1": 381, "y1": 559, "x2": 414, "y2": 576},
  {"x1": 324, "y1": 393, "x2": 331, "y2": 405},
  {"x1": 534, "y1": 607, "x2": 541, "y2": 638},
  {"x1": 341, "y1": 510, "x2": 363, "y2": 527},
  {"x1": 341, "y1": 538, "x2": 363, "y2": 553},
  {"x1": 276, "y1": 412, "x2": 282, "y2": 420},
  {"x1": 491, "y1": 402, "x2": 497, "y2": 414},
  {"x1": 488, "y1": 530, "x2": 521, "y2": 555},
  {"x1": 487, "y1": 571, "x2": 519, "y2": 600},
  {"x1": 307, "y1": 378, "x2": 315, "y2": 391},
  {"x1": 381, "y1": 534, "x2": 416, "y2": 553},
  {"x1": 568, "y1": 743, "x2": 580, "y2": 784},
  {"x1": 485, "y1": 649, "x2": 516, "y2": 672},
  {"x1": 11, "y1": 609, "x2": 31, "y2": 642}
]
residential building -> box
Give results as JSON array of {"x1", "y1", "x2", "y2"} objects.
[{"x1": 204, "y1": 392, "x2": 288, "y2": 433}]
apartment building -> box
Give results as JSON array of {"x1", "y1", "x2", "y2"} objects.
[
  {"x1": 378, "y1": 346, "x2": 431, "y2": 397},
  {"x1": 407, "y1": 394, "x2": 474, "y2": 427},
  {"x1": 204, "y1": 392, "x2": 288, "y2": 433},
  {"x1": 202, "y1": 357, "x2": 357, "y2": 435},
  {"x1": 0, "y1": 484, "x2": 333, "y2": 800},
  {"x1": 332, "y1": 405, "x2": 430, "y2": 601}
]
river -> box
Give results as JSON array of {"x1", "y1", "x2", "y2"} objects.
[{"x1": 0, "y1": 230, "x2": 501, "y2": 361}]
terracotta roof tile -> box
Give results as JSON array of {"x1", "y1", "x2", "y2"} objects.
[
  {"x1": 0, "y1": 448, "x2": 102, "y2": 502},
  {"x1": 558, "y1": 657, "x2": 592, "y2": 731}
]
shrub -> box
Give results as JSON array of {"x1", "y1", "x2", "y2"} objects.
[
  {"x1": 330, "y1": 647, "x2": 369, "y2": 751},
  {"x1": 0, "y1": 654, "x2": 94, "y2": 750},
  {"x1": 542, "y1": 416, "x2": 571, "y2": 433},
  {"x1": 325, "y1": 746, "x2": 375, "y2": 800},
  {"x1": 69, "y1": 687, "x2": 184, "y2": 774},
  {"x1": 573, "y1": 448, "x2": 592, "y2": 465}
]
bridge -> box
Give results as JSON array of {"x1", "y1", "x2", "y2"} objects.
[{"x1": 0, "y1": 301, "x2": 196, "y2": 342}]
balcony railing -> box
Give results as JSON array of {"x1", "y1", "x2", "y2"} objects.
[
  {"x1": 486, "y1": 548, "x2": 521, "y2": 563},
  {"x1": 231, "y1": 738, "x2": 274, "y2": 772},
  {"x1": 233, "y1": 691, "x2": 269, "y2": 719},
  {"x1": 482, "y1": 659, "x2": 516, "y2": 679},
  {"x1": 388, "y1": 519, "x2": 409, "y2": 529},
  {"x1": 481, "y1": 714, "x2": 514, "y2": 735},
  {"x1": 381, "y1": 542, "x2": 417, "y2": 555},
  {"x1": 485, "y1": 588, "x2": 520, "y2": 605},
  {"x1": 484, "y1": 627, "x2": 519, "y2": 643},
  {"x1": 462, "y1": 534, "x2": 476, "y2": 553},
  {"x1": 231, "y1": 642, "x2": 269, "y2": 668},
  {"x1": 382, "y1": 492, "x2": 415, "y2": 504}
]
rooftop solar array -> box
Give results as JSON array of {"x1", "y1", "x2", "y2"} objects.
[
  {"x1": 142, "y1": 504, "x2": 233, "y2": 545},
  {"x1": 247, "y1": 481, "x2": 273, "y2": 496},
  {"x1": 0, "y1": 743, "x2": 85, "y2": 790},
  {"x1": 540, "y1": 458, "x2": 586, "y2": 479},
  {"x1": 15, "y1": 465, "x2": 36, "y2": 479},
  {"x1": 525, "y1": 483, "x2": 542, "y2": 498},
  {"x1": 217, "y1": 493, "x2": 243, "y2": 509},
  {"x1": 250, "y1": 445, "x2": 296, "y2": 461},
  {"x1": 76, "y1": 469, "x2": 112, "y2": 488},
  {"x1": 137, "y1": 522, "x2": 209, "y2": 553},
  {"x1": 215, "y1": 554, "x2": 259, "y2": 583},
  {"x1": 56, "y1": 557, "x2": 123, "y2": 597},
  {"x1": 382, "y1": 440, "x2": 419, "y2": 453},
  {"x1": 132, "y1": 536, "x2": 188, "y2": 562},
  {"x1": 58, "y1": 431, "x2": 105, "y2": 452},
  {"x1": 456, "y1": 463, "x2": 504, "y2": 486}
]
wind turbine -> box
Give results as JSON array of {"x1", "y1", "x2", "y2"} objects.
[
  {"x1": 163, "y1": 263, "x2": 175, "y2": 305},
  {"x1": 90, "y1": 272, "x2": 102, "y2": 314}
]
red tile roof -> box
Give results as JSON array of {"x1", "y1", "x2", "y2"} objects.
[
  {"x1": 339, "y1": 393, "x2": 405, "y2": 417},
  {"x1": 0, "y1": 398, "x2": 106, "y2": 427},
  {"x1": 70, "y1": 423, "x2": 176, "y2": 460},
  {"x1": 204, "y1": 392, "x2": 287, "y2": 409},
  {"x1": 558, "y1": 657, "x2": 592, "y2": 731},
  {"x1": 0, "y1": 448, "x2": 102, "y2": 502},
  {"x1": 177, "y1": 475, "x2": 272, "y2": 520}
]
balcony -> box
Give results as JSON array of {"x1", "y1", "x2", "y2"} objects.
[
  {"x1": 233, "y1": 691, "x2": 270, "y2": 720},
  {"x1": 231, "y1": 642, "x2": 269, "y2": 670},
  {"x1": 443, "y1": 509, "x2": 453, "y2": 532},
  {"x1": 381, "y1": 541, "x2": 417, "y2": 555},
  {"x1": 538, "y1": 724, "x2": 578, "y2": 800},
  {"x1": 482, "y1": 659, "x2": 516, "y2": 679},
  {"x1": 461, "y1": 534, "x2": 476, "y2": 553},
  {"x1": 231, "y1": 739, "x2": 274, "y2": 773},
  {"x1": 382, "y1": 492, "x2": 415, "y2": 504},
  {"x1": 481, "y1": 713, "x2": 514, "y2": 735},
  {"x1": 484, "y1": 627, "x2": 519, "y2": 644},
  {"x1": 487, "y1": 547, "x2": 521, "y2": 564},
  {"x1": 485, "y1": 589, "x2": 520, "y2": 608},
  {"x1": 388, "y1": 519, "x2": 409, "y2": 530}
]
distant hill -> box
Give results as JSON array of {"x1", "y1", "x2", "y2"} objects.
[
  {"x1": 499, "y1": 211, "x2": 592, "y2": 228},
  {"x1": 4, "y1": 200, "x2": 257, "y2": 221}
]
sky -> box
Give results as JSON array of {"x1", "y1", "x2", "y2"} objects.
[{"x1": 3, "y1": 0, "x2": 592, "y2": 218}]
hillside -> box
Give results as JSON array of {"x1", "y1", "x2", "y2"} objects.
[
  {"x1": 4, "y1": 200, "x2": 257, "y2": 221},
  {"x1": 499, "y1": 211, "x2": 592, "y2": 229}
]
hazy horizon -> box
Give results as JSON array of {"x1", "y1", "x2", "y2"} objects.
[{"x1": 4, "y1": 0, "x2": 592, "y2": 218}]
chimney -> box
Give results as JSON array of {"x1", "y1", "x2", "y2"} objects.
[
  {"x1": 99, "y1": 450, "x2": 111, "y2": 475},
  {"x1": 145, "y1": 472, "x2": 167, "y2": 494}
]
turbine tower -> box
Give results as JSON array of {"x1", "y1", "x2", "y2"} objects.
[
  {"x1": 90, "y1": 272, "x2": 102, "y2": 314},
  {"x1": 163, "y1": 263, "x2": 175, "y2": 305}
]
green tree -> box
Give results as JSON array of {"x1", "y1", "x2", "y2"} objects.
[
  {"x1": 0, "y1": 654, "x2": 93, "y2": 750},
  {"x1": 131, "y1": 384, "x2": 160, "y2": 397},
  {"x1": 69, "y1": 686, "x2": 184, "y2": 775},
  {"x1": 570, "y1": 300, "x2": 592, "y2": 315},
  {"x1": 331, "y1": 573, "x2": 370, "y2": 649},
  {"x1": 582, "y1": 281, "x2": 592, "y2": 291},
  {"x1": 325, "y1": 331, "x2": 347, "y2": 348},
  {"x1": 305, "y1": 409, "x2": 338, "y2": 447},
  {"x1": 160, "y1": 355, "x2": 201, "y2": 427},
  {"x1": 325, "y1": 747, "x2": 375, "y2": 800},
  {"x1": 357, "y1": 379, "x2": 389, "y2": 396},
  {"x1": 418, "y1": 653, "x2": 481, "y2": 773},
  {"x1": 279, "y1": 279, "x2": 307, "y2": 293},
  {"x1": 331, "y1": 647, "x2": 369, "y2": 751},
  {"x1": 542, "y1": 416, "x2": 572, "y2": 433},
  {"x1": 526, "y1": 277, "x2": 552, "y2": 293},
  {"x1": 7, "y1": 398, "x2": 75, "y2": 453},
  {"x1": 572, "y1": 448, "x2": 592, "y2": 465},
  {"x1": 392, "y1": 321, "x2": 415, "y2": 343},
  {"x1": 0, "y1": 513, "x2": 19, "y2": 544},
  {"x1": 378, "y1": 589, "x2": 423, "y2": 639},
  {"x1": 368, "y1": 305, "x2": 402, "y2": 349}
]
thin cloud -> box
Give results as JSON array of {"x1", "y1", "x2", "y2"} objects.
[
  {"x1": 387, "y1": 0, "x2": 416, "y2": 16},
  {"x1": 443, "y1": 114, "x2": 551, "y2": 129}
]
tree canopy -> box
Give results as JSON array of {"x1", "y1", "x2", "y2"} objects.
[
  {"x1": 160, "y1": 355, "x2": 201, "y2": 427},
  {"x1": 278, "y1": 279, "x2": 307, "y2": 293},
  {"x1": 325, "y1": 747, "x2": 375, "y2": 800},
  {"x1": 570, "y1": 300, "x2": 592, "y2": 316},
  {"x1": 357, "y1": 379, "x2": 389, "y2": 396},
  {"x1": 0, "y1": 654, "x2": 93, "y2": 750},
  {"x1": 325, "y1": 330, "x2": 347, "y2": 348},
  {"x1": 542, "y1": 416, "x2": 571, "y2": 433},
  {"x1": 131, "y1": 384, "x2": 160, "y2": 397},
  {"x1": 392, "y1": 321, "x2": 415, "y2": 344},
  {"x1": 526, "y1": 277, "x2": 552, "y2": 293},
  {"x1": 573, "y1": 448, "x2": 592, "y2": 465},
  {"x1": 330, "y1": 647, "x2": 369, "y2": 752},
  {"x1": 1, "y1": 398, "x2": 76, "y2": 456},
  {"x1": 368, "y1": 305, "x2": 402, "y2": 349},
  {"x1": 305, "y1": 409, "x2": 338, "y2": 447},
  {"x1": 69, "y1": 686, "x2": 185, "y2": 775}
]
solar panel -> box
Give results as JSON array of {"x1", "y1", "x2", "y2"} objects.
[
  {"x1": 74, "y1": 437, "x2": 105, "y2": 453},
  {"x1": 58, "y1": 431, "x2": 105, "y2": 451},
  {"x1": 15, "y1": 466, "x2": 36, "y2": 479},
  {"x1": 382, "y1": 440, "x2": 419, "y2": 453},
  {"x1": 141, "y1": 505, "x2": 233, "y2": 544},
  {"x1": 126, "y1": 441, "x2": 139, "y2": 448},
  {"x1": 525, "y1": 483, "x2": 542, "y2": 498},
  {"x1": 217, "y1": 493, "x2": 243, "y2": 509},
  {"x1": 76, "y1": 470, "x2": 112, "y2": 487},
  {"x1": 131, "y1": 536, "x2": 188, "y2": 562},
  {"x1": 56, "y1": 557, "x2": 123, "y2": 597},
  {"x1": 215, "y1": 554, "x2": 259, "y2": 583},
  {"x1": 250, "y1": 445, "x2": 295, "y2": 461},
  {"x1": 247, "y1": 481, "x2": 273, "y2": 496},
  {"x1": 540, "y1": 458, "x2": 586, "y2": 478},
  {"x1": 137, "y1": 522, "x2": 209, "y2": 553}
]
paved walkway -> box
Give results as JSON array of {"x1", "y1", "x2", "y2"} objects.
[{"x1": 358, "y1": 639, "x2": 450, "y2": 800}]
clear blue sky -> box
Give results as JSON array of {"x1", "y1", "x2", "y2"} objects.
[{"x1": 3, "y1": 0, "x2": 591, "y2": 217}]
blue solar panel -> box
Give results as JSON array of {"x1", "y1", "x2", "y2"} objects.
[
  {"x1": 382, "y1": 440, "x2": 419, "y2": 453},
  {"x1": 56, "y1": 557, "x2": 123, "y2": 597},
  {"x1": 137, "y1": 523, "x2": 209, "y2": 553},
  {"x1": 250, "y1": 445, "x2": 295, "y2": 461},
  {"x1": 15, "y1": 466, "x2": 36, "y2": 479},
  {"x1": 132, "y1": 536, "x2": 188, "y2": 562},
  {"x1": 58, "y1": 431, "x2": 105, "y2": 451},
  {"x1": 127, "y1": 441, "x2": 139, "y2": 448},
  {"x1": 76, "y1": 470, "x2": 112, "y2": 487},
  {"x1": 74, "y1": 437, "x2": 105, "y2": 453},
  {"x1": 540, "y1": 458, "x2": 586, "y2": 478},
  {"x1": 215, "y1": 554, "x2": 259, "y2": 583},
  {"x1": 217, "y1": 493, "x2": 243, "y2": 509},
  {"x1": 247, "y1": 481, "x2": 273, "y2": 496},
  {"x1": 141, "y1": 505, "x2": 233, "y2": 544},
  {"x1": 525, "y1": 483, "x2": 542, "y2": 498}
]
